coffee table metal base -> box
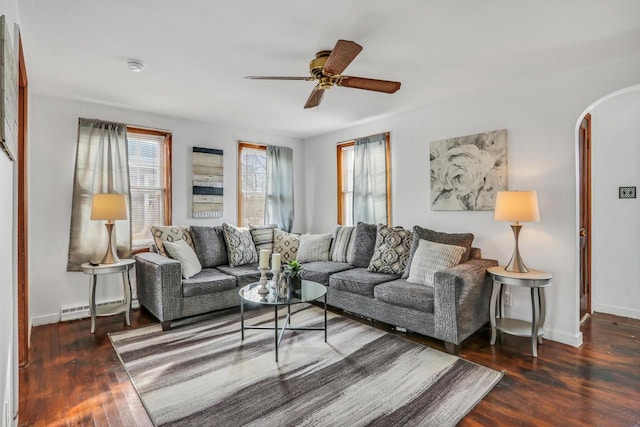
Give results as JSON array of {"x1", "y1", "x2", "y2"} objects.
[{"x1": 240, "y1": 295, "x2": 327, "y2": 362}]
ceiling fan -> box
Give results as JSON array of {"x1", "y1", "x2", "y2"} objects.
[{"x1": 246, "y1": 39, "x2": 401, "y2": 109}]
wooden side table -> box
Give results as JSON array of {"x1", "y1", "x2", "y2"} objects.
[
  {"x1": 81, "y1": 259, "x2": 135, "y2": 333},
  {"x1": 487, "y1": 266, "x2": 552, "y2": 357}
]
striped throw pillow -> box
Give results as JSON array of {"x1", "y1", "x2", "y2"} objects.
[
  {"x1": 297, "y1": 233, "x2": 333, "y2": 263},
  {"x1": 330, "y1": 226, "x2": 355, "y2": 263},
  {"x1": 406, "y1": 239, "x2": 466, "y2": 286},
  {"x1": 249, "y1": 224, "x2": 277, "y2": 252}
]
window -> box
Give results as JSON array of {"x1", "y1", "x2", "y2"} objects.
[
  {"x1": 238, "y1": 142, "x2": 267, "y2": 226},
  {"x1": 127, "y1": 127, "x2": 172, "y2": 248},
  {"x1": 337, "y1": 133, "x2": 391, "y2": 225}
]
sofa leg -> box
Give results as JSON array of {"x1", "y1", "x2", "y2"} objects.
[
  {"x1": 444, "y1": 342, "x2": 460, "y2": 355},
  {"x1": 161, "y1": 321, "x2": 172, "y2": 332}
]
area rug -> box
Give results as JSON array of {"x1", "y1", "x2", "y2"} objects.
[{"x1": 110, "y1": 304, "x2": 502, "y2": 426}]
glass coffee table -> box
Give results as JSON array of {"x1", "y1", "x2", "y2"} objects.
[{"x1": 239, "y1": 280, "x2": 327, "y2": 362}]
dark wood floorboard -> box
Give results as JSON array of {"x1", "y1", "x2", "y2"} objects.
[{"x1": 18, "y1": 308, "x2": 640, "y2": 426}]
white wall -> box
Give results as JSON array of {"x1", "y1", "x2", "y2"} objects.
[
  {"x1": 1, "y1": 1, "x2": 21, "y2": 425},
  {"x1": 29, "y1": 94, "x2": 305, "y2": 325},
  {"x1": 591, "y1": 88, "x2": 640, "y2": 319},
  {"x1": 304, "y1": 55, "x2": 640, "y2": 347}
]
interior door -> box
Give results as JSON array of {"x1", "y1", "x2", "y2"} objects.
[{"x1": 579, "y1": 114, "x2": 592, "y2": 322}]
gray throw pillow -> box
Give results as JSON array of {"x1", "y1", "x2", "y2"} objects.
[
  {"x1": 330, "y1": 225, "x2": 356, "y2": 263},
  {"x1": 190, "y1": 225, "x2": 228, "y2": 268},
  {"x1": 222, "y1": 223, "x2": 259, "y2": 267},
  {"x1": 367, "y1": 224, "x2": 413, "y2": 274},
  {"x1": 350, "y1": 222, "x2": 378, "y2": 268},
  {"x1": 297, "y1": 233, "x2": 333, "y2": 263},
  {"x1": 402, "y1": 226, "x2": 474, "y2": 279}
]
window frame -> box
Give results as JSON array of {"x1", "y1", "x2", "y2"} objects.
[
  {"x1": 127, "y1": 126, "x2": 173, "y2": 243},
  {"x1": 336, "y1": 132, "x2": 392, "y2": 225},
  {"x1": 237, "y1": 141, "x2": 267, "y2": 227}
]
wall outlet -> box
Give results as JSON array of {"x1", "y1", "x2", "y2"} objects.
[{"x1": 504, "y1": 291, "x2": 512, "y2": 307}]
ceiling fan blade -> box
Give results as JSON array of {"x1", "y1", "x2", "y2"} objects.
[
  {"x1": 245, "y1": 76, "x2": 314, "y2": 81},
  {"x1": 322, "y1": 40, "x2": 363, "y2": 76},
  {"x1": 338, "y1": 76, "x2": 401, "y2": 93},
  {"x1": 304, "y1": 86, "x2": 325, "y2": 109}
]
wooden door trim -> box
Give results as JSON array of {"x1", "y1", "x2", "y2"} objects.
[
  {"x1": 18, "y1": 35, "x2": 29, "y2": 367},
  {"x1": 579, "y1": 113, "x2": 592, "y2": 320}
]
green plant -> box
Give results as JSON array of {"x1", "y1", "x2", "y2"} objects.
[{"x1": 283, "y1": 260, "x2": 302, "y2": 278}]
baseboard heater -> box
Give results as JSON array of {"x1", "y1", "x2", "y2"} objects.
[{"x1": 60, "y1": 299, "x2": 140, "y2": 322}]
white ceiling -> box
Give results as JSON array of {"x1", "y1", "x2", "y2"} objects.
[{"x1": 17, "y1": 0, "x2": 640, "y2": 139}]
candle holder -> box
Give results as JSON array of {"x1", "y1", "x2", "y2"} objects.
[{"x1": 257, "y1": 267, "x2": 269, "y2": 294}]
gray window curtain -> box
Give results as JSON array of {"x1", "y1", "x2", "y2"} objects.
[
  {"x1": 353, "y1": 133, "x2": 388, "y2": 224},
  {"x1": 67, "y1": 118, "x2": 131, "y2": 271},
  {"x1": 265, "y1": 145, "x2": 294, "y2": 232}
]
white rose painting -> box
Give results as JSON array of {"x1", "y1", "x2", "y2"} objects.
[{"x1": 430, "y1": 129, "x2": 507, "y2": 211}]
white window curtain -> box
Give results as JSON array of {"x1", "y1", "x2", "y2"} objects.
[
  {"x1": 67, "y1": 118, "x2": 131, "y2": 271},
  {"x1": 353, "y1": 133, "x2": 388, "y2": 224},
  {"x1": 265, "y1": 145, "x2": 294, "y2": 232}
]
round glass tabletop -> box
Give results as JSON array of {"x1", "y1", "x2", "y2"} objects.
[{"x1": 239, "y1": 280, "x2": 326, "y2": 305}]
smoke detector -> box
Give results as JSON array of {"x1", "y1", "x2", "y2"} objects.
[{"x1": 127, "y1": 60, "x2": 145, "y2": 73}]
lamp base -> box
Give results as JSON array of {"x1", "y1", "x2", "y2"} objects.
[
  {"x1": 100, "y1": 222, "x2": 120, "y2": 265},
  {"x1": 505, "y1": 223, "x2": 529, "y2": 273}
]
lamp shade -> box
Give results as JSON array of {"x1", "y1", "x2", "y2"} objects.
[
  {"x1": 90, "y1": 193, "x2": 128, "y2": 220},
  {"x1": 494, "y1": 191, "x2": 540, "y2": 222}
]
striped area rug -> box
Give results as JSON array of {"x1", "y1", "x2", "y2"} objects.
[{"x1": 110, "y1": 304, "x2": 502, "y2": 426}]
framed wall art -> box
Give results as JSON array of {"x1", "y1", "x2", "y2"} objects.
[
  {"x1": 0, "y1": 15, "x2": 18, "y2": 161},
  {"x1": 192, "y1": 147, "x2": 224, "y2": 218}
]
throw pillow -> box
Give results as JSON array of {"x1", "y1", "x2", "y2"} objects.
[
  {"x1": 406, "y1": 239, "x2": 466, "y2": 286},
  {"x1": 273, "y1": 229, "x2": 300, "y2": 262},
  {"x1": 163, "y1": 239, "x2": 203, "y2": 280},
  {"x1": 367, "y1": 224, "x2": 413, "y2": 275},
  {"x1": 350, "y1": 222, "x2": 378, "y2": 268},
  {"x1": 150, "y1": 225, "x2": 194, "y2": 257},
  {"x1": 249, "y1": 223, "x2": 277, "y2": 252},
  {"x1": 190, "y1": 225, "x2": 228, "y2": 268},
  {"x1": 330, "y1": 225, "x2": 356, "y2": 263},
  {"x1": 297, "y1": 233, "x2": 333, "y2": 263},
  {"x1": 222, "y1": 223, "x2": 258, "y2": 267},
  {"x1": 402, "y1": 226, "x2": 474, "y2": 279}
]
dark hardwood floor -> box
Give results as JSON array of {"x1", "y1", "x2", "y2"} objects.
[{"x1": 19, "y1": 308, "x2": 640, "y2": 426}]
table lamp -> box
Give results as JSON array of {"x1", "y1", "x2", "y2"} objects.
[
  {"x1": 494, "y1": 190, "x2": 540, "y2": 273},
  {"x1": 91, "y1": 193, "x2": 128, "y2": 264}
]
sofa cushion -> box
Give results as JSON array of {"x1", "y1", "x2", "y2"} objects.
[
  {"x1": 374, "y1": 279, "x2": 435, "y2": 313},
  {"x1": 151, "y1": 225, "x2": 194, "y2": 256},
  {"x1": 222, "y1": 223, "x2": 258, "y2": 267},
  {"x1": 297, "y1": 233, "x2": 333, "y2": 263},
  {"x1": 249, "y1": 223, "x2": 277, "y2": 252},
  {"x1": 350, "y1": 222, "x2": 378, "y2": 268},
  {"x1": 273, "y1": 229, "x2": 300, "y2": 262},
  {"x1": 407, "y1": 239, "x2": 466, "y2": 286},
  {"x1": 182, "y1": 268, "x2": 236, "y2": 298},
  {"x1": 330, "y1": 225, "x2": 356, "y2": 263},
  {"x1": 299, "y1": 261, "x2": 353, "y2": 286},
  {"x1": 367, "y1": 224, "x2": 413, "y2": 275},
  {"x1": 163, "y1": 239, "x2": 202, "y2": 279},
  {"x1": 329, "y1": 267, "x2": 399, "y2": 297},
  {"x1": 403, "y1": 226, "x2": 474, "y2": 279},
  {"x1": 190, "y1": 225, "x2": 228, "y2": 268},
  {"x1": 216, "y1": 262, "x2": 266, "y2": 288}
]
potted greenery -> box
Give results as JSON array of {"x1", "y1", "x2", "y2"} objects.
[{"x1": 283, "y1": 260, "x2": 303, "y2": 292}]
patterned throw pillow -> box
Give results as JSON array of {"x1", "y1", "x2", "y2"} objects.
[
  {"x1": 163, "y1": 239, "x2": 202, "y2": 280},
  {"x1": 222, "y1": 223, "x2": 258, "y2": 267},
  {"x1": 150, "y1": 225, "x2": 194, "y2": 257},
  {"x1": 273, "y1": 229, "x2": 300, "y2": 262},
  {"x1": 330, "y1": 225, "x2": 356, "y2": 263},
  {"x1": 297, "y1": 233, "x2": 333, "y2": 263},
  {"x1": 406, "y1": 239, "x2": 466, "y2": 286},
  {"x1": 249, "y1": 224, "x2": 277, "y2": 252},
  {"x1": 367, "y1": 224, "x2": 413, "y2": 275}
]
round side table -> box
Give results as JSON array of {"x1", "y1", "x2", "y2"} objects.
[
  {"x1": 487, "y1": 266, "x2": 552, "y2": 357},
  {"x1": 81, "y1": 259, "x2": 135, "y2": 333}
]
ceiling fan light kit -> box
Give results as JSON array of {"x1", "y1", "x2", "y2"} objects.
[{"x1": 246, "y1": 39, "x2": 401, "y2": 109}]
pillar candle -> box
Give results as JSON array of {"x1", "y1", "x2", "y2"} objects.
[
  {"x1": 271, "y1": 253, "x2": 281, "y2": 272},
  {"x1": 259, "y1": 249, "x2": 270, "y2": 269}
]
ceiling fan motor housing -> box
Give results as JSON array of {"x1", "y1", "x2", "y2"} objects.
[{"x1": 309, "y1": 50, "x2": 336, "y2": 89}]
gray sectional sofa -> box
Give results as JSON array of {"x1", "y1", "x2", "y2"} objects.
[{"x1": 135, "y1": 222, "x2": 497, "y2": 353}]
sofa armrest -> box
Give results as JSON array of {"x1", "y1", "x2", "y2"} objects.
[
  {"x1": 135, "y1": 252, "x2": 183, "y2": 322},
  {"x1": 433, "y1": 258, "x2": 498, "y2": 345}
]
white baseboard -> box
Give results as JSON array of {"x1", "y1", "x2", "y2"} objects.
[
  {"x1": 32, "y1": 299, "x2": 140, "y2": 326},
  {"x1": 31, "y1": 313, "x2": 60, "y2": 327},
  {"x1": 544, "y1": 328, "x2": 583, "y2": 347},
  {"x1": 593, "y1": 303, "x2": 640, "y2": 320}
]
